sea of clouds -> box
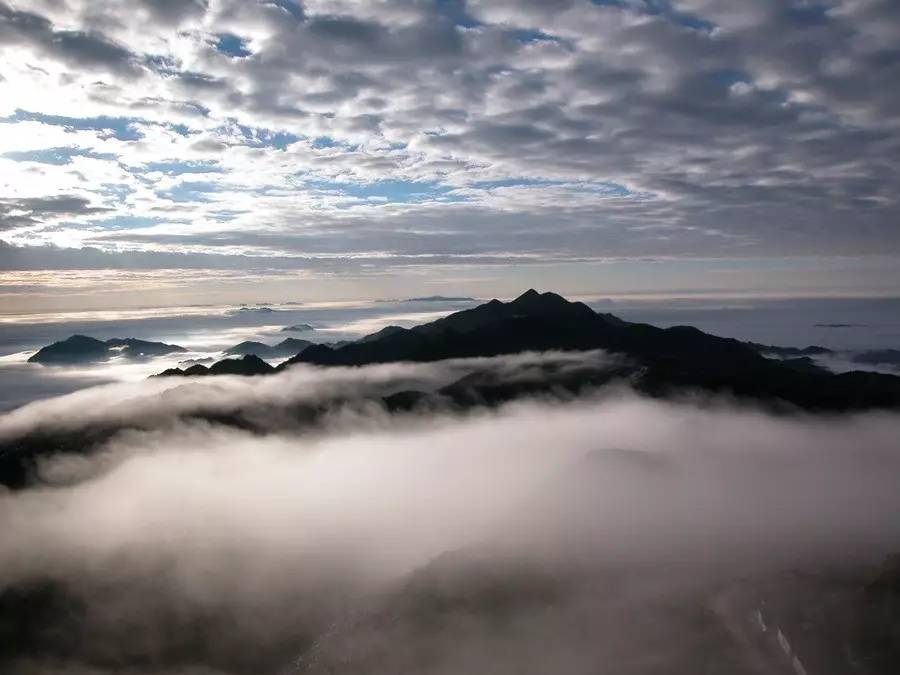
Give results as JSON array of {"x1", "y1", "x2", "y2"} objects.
[{"x1": 2, "y1": 352, "x2": 900, "y2": 674}]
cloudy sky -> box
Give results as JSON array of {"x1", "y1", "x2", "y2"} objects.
[{"x1": 1, "y1": 0, "x2": 899, "y2": 309}]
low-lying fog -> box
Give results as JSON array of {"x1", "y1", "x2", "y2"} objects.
[{"x1": 2, "y1": 352, "x2": 900, "y2": 674}]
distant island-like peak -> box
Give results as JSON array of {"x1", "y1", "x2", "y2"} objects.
[{"x1": 29, "y1": 335, "x2": 187, "y2": 365}]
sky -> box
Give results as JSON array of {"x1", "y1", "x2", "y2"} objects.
[{"x1": 1, "y1": 0, "x2": 899, "y2": 310}]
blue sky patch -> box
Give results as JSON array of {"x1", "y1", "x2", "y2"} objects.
[
  {"x1": 88, "y1": 215, "x2": 168, "y2": 230},
  {"x1": 513, "y1": 29, "x2": 564, "y2": 44},
  {"x1": 472, "y1": 178, "x2": 562, "y2": 190},
  {"x1": 158, "y1": 181, "x2": 222, "y2": 203},
  {"x1": 3, "y1": 110, "x2": 144, "y2": 141},
  {"x1": 231, "y1": 122, "x2": 301, "y2": 150},
  {"x1": 140, "y1": 160, "x2": 224, "y2": 176},
  {"x1": 2, "y1": 147, "x2": 116, "y2": 165},
  {"x1": 311, "y1": 136, "x2": 361, "y2": 151},
  {"x1": 304, "y1": 179, "x2": 468, "y2": 205},
  {"x1": 95, "y1": 183, "x2": 135, "y2": 201},
  {"x1": 216, "y1": 33, "x2": 252, "y2": 58}
]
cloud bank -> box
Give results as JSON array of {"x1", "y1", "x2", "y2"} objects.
[{"x1": 1, "y1": 353, "x2": 900, "y2": 673}]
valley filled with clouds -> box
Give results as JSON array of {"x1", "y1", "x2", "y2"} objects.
[{"x1": 3, "y1": 352, "x2": 900, "y2": 674}]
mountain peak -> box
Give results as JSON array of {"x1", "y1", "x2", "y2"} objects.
[
  {"x1": 514, "y1": 289, "x2": 541, "y2": 302},
  {"x1": 29, "y1": 334, "x2": 184, "y2": 364},
  {"x1": 507, "y1": 289, "x2": 593, "y2": 319}
]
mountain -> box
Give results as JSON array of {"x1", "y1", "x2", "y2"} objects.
[
  {"x1": 853, "y1": 349, "x2": 900, "y2": 368},
  {"x1": 28, "y1": 335, "x2": 187, "y2": 364},
  {"x1": 10, "y1": 290, "x2": 900, "y2": 489},
  {"x1": 356, "y1": 325, "x2": 406, "y2": 343},
  {"x1": 227, "y1": 306, "x2": 277, "y2": 315},
  {"x1": 746, "y1": 342, "x2": 833, "y2": 357},
  {"x1": 276, "y1": 289, "x2": 900, "y2": 411},
  {"x1": 224, "y1": 340, "x2": 273, "y2": 357},
  {"x1": 147, "y1": 290, "x2": 900, "y2": 412},
  {"x1": 281, "y1": 323, "x2": 316, "y2": 332},
  {"x1": 223, "y1": 337, "x2": 313, "y2": 359},
  {"x1": 157, "y1": 354, "x2": 274, "y2": 377},
  {"x1": 280, "y1": 289, "x2": 753, "y2": 368}
]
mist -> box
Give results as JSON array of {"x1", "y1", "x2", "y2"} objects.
[
  {"x1": 2, "y1": 354, "x2": 900, "y2": 673},
  {"x1": 0, "y1": 350, "x2": 624, "y2": 440}
]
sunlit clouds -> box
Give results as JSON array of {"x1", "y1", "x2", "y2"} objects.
[{"x1": 1, "y1": 0, "x2": 899, "y2": 304}]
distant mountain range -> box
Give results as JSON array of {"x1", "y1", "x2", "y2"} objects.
[
  {"x1": 26, "y1": 292, "x2": 900, "y2": 396},
  {"x1": 28, "y1": 335, "x2": 186, "y2": 364},
  {"x1": 155, "y1": 289, "x2": 900, "y2": 412},
  {"x1": 750, "y1": 342, "x2": 900, "y2": 369},
  {"x1": 5, "y1": 289, "x2": 900, "y2": 492},
  {"x1": 158, "y1": 354, "x2": 275, "y2": 377},
  {"x1": 226, "y1": 306, "x2": 279, "y2": 315},
  {"x1": 224, "y1": 337, "x2": 313, "y2": 359}
]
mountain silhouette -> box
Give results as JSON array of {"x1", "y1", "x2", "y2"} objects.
[
  {"x1": 279, "y1": 289, "x2": 758, "y2": 369},
  {"x1": 147, "y1": 289, "x2": 900, "y2": 411},
  {"x1": 223, "y1": 337, "x2": 313, "y2": 359},
  {"x1": 274, "y1": 289, "x2": 900, "y2": 411},
  {"x1": 853, "y1": 349, "x2": 900, "y2": 368},
  {"x1": 28, "y1": 335, "x2": 187, "y2": 364},
  {"x1": 746, "y1": 342, "x2": 833, "y2": 357},
  {"x1": 157, "y1": 354, "x2": 274, "y2": 377}
]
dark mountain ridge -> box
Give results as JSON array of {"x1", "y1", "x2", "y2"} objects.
[
  {"x1": 157, "y1": 354, "x2": 274, "y2": 378},
  {"x1": 224, "y1": 337, "x2": 313, "y2": 359},
  {"x1": 280, "y1": 290, "x2": 756, "y2": 369},
  {"x1": 7, "y1": 290, "x2": 900, "y2": 490},
  {"x1": 154, "y1": 289, "x2": 900, "y2": 412},
  {"x1": 28, "y1": 335, "x2": 186, "y2": 364},
  {"x1": 286, "y1": 289, "x2": 900, "y2": 411}
]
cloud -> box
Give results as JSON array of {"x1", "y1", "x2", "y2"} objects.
[
  {"x1": 0, "y1": 1, "x2": 139, "y2": 75},
  {"x1": 0, "y1": 0, "x2": 898, "y2": 297},
  {"x1": 0, "y1": 195, "x2": 111, "y2": 231},
  {"x1": 135, "y1": 0, "x2": 209, "y2": 26},
  {"x1": 1, "y1": 358, "x2": 900, "y2": 672},
  {"x1": 0, "y1": 350, "x2": 624, "y2": 439}
]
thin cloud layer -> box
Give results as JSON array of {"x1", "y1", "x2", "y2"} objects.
[
  {"x1": 0, "y1": 350, "x2": 622, "y2": 439},
  {"x1": 1, "y1": 0, "x2": 899, "y2": 299}
]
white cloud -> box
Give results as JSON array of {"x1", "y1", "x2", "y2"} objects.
[{"x1": 2, "y1": 360, "x2": 900, "y2": 672}]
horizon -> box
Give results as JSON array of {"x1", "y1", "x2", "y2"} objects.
[{"x1": 5, "y1": 286, "x2": 900, "y2": 321}]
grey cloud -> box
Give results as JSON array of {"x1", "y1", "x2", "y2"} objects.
[
  {"x1": 173, "y1": 70, "x2": 229, "y2": 91},
  {"x1": 190, "y1": 138, "x2": 227, "y2": 152},
  {"x1": 0, "y1": 196, "x2": 111, "y2": 231},
  {"x1": 0, "y1": 1, "x2": 139, "y2": 74},
  {"x1": 2, "y1": 0, "x2": 900, "y2": 266},
  {"x1": 136, "y1": 0, "x2": 209, "y2": 25}
]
